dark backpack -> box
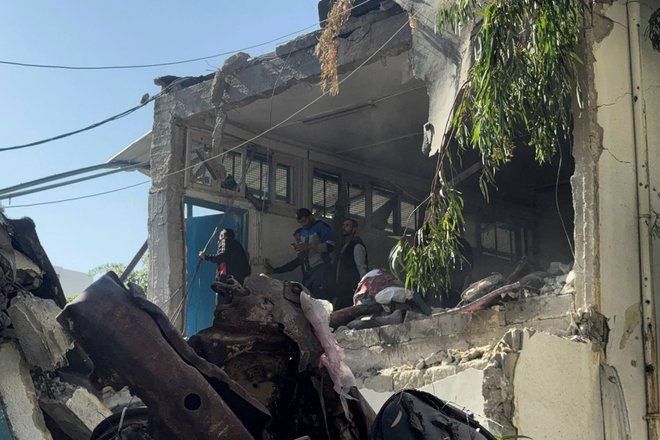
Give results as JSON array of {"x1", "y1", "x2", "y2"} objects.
[{"x1": 372, "y1": 389, "x2": 497, "y2": 440}]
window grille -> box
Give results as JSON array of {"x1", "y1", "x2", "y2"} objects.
[
  {"x1": 312, "y1": 170, "x2": 340, "y2": 218},
  {"x1": 275, "y1": 164, "x2": 294, "y2": 203}
]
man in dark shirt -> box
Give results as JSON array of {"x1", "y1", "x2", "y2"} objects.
[
  {"x1": 334, "y1": 218, "x2": 368, "y2": 309},
  {"x1": 199, "y1": 228, "x2": 251, "y2": 284}
]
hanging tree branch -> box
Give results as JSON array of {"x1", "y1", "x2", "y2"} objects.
[{"x1": 397, "y1": 0, "x2": 585, "y2": 297}]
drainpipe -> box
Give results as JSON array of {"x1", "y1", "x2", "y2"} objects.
[{"x1": 627, "y1": 1, "x2": 660, "y2": 438}]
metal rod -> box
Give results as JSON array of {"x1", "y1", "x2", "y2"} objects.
[{"x1": 120, "y1": 240, "x2": 149, "y2": 283}]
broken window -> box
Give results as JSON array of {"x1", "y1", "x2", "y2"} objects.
[
  {"x1": 313, "y1": 170, "x2": 339, "y2": 218},
  {"x1": 220, "y1": 150, "x2": 242, "y2": 191},
  {"x1": 371, "y1": 186, "x2": 395, "y2": 232},
  {"x1": 187, "y1": 130, "x2": 222, "y2": 189},
  {"x1": 275, "y1": 164, "x2": 294, "y2": 203},
  {"x1": 245, "y1": 153, "x2": 271, "y2": 200},
  {"x1": 479, "y1": 222, "x2": 520, "y2": 261},
  {"x1": 400, "y1": 198, "x2": 418, "y2": 233},
  {"x1": 348, "y1": 183, "x2": 366, "y2": 220}
]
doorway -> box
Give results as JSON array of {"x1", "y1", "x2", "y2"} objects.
[{"x1": 184, "y1": 198, "x2": 248, "y2": 336}]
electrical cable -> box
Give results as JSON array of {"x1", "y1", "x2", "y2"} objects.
[
  {"x1": 0, "y1": 0, "x2": 374, "y2": 71},
  {"x1": 1, "y1": 181, "x2": 148, "y2": 208},
  {"x1": 2, "y1": 14, "x2": 413, "y2": 209},
  {"x1": 0, "y1": 77, "x2": 187, "y2": 153},
  {"x1": 163, "y1": 15, "x2": 413, "y2": 184},
  {"x1": 0, "y1": 0, "x2": 379, "y2": 153}
]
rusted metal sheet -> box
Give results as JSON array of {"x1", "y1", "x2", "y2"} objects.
[{"x1": 57, "y1": 272, "x2": 269, "y2": 440}]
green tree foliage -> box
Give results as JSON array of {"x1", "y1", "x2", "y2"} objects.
[
  {"x1": 398, "y1": 0, "x2": 584, "y2": 297},
  {"x1": 89, "y1": 253, "x2": 149, "y2": 293}
]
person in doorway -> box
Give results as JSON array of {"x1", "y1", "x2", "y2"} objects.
[
  {"x1": 199, "y1": 228, "x2": 251, "y2": 284},
  {"x1": 334, "y1": 218, "x2": 368, "y2": 309}
]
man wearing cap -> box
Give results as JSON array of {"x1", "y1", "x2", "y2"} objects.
[{"x1": 269, "y1": 208, "x2": 335, "y2": 299}]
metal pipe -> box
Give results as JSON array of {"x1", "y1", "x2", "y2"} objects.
[
  {"x1": 120, "y1": 240, "x2": 149, "y2": 283},
  {"x1": 0, "y1": 162, "x2": 148, "y2": 200},
  {"x1": 627, "y1": 1, "x2": 659, "y2": 438},
  {"x1": 0, "y1": 161, "x2": 142, "y2": 195}
]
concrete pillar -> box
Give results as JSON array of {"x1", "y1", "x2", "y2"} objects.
[{"x1": 148, "y1": 81, "x2": 214, "y2": 329}]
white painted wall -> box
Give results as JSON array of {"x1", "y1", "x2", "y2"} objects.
[
  {"x1": 513, "y1": 332, "x2": 603, "y2": 439},
  {"x1": 592, "y1": 2, "x2": 652, "y2": 438}
]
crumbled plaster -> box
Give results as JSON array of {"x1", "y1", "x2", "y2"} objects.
[
  {"x1": 393, "y1": 0, "x2": 472, "y2": 155},
  {"x1": 338, "y1": 293, "x2": 575, "y2": 373},
  {"x1": 0, "y1": 342, "x2": 52, "y2": 440},
  {"x1": 350, "y1": 309, "x2": 612, "y2": 437}
]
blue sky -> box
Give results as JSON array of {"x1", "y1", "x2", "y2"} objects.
[{"x1": 0, "y1": 1, "x2": 319, "y2": 273}]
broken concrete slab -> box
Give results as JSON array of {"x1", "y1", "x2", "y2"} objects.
[
  {"x1": 0, "y1": 341, "x2": 52, "y2": 440},
  {"x1": 7, "y1": 293, "x2": 72, "y2": 371},
  {"x1": 337, "y1": 294, "x2": 574, "y2": 373},
  {"x1": 40, "y1": 388, "x2": 112, "y2": 440}
]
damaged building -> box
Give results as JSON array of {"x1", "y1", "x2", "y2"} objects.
[
  {"x1": 1, "y1": 0, "x2": 659, "y2": 438},
  {"x1": 108, "y1": 0, "x2": 660, "y2": 438},
  {"x1": 114, "y1": 0, "x2": 660, "y2": 437}
]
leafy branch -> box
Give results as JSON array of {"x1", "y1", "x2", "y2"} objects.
[{"x1": 398, "y1": 0, "x2": 585, "y2": 297}]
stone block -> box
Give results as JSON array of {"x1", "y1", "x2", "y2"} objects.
[
  {"x1": 504, "y1": 294, "x2": 574, "y2": 324},
  {"x1": 0, "y1": 342, "x2": 52, "y2": 440},
  {"x1": 7, "y1": 293, "x2": 72, "y2": 370},
  {"x1": 359, "y1": 374, "x2": 395, "y2": 393}
]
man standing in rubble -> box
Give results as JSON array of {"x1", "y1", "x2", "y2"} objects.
[
  {"x1": 269, "y1": 208, "x2": 335, "y2": 299},
  {"x1": 199, "y1": 228, "x2": 251, "y2": 284},
  {"x1": 334, "y1": 218, "x2": 368, "y2": 309}
]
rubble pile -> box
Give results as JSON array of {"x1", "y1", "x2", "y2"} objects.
[
  {"x1": 334, "y1": 260, "x2": 576, "y2": 332},
  {"x1": 0, "y1": 214, "x2": 121, "y2": 440}
]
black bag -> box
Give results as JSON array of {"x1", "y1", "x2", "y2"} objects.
[{"x1": 372, "y1": 389, "x2": 497, "y2": 440}]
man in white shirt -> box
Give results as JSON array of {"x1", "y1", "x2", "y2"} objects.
[{"x1": 334, "y1": 218, "x2": 368, "y2": 309}]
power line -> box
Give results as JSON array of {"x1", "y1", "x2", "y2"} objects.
[
  {"x1": 1, "y1": 181, "x2": 149, "y2": 209},
  {"x1": 0, "y1": 1, "x2": 374, "y2": 71},
  {"x1": 0, "y1": 78, "x2": 186, "y2": 153},
  {"x1": 164, "y1": 14, "x2": 413, "y2": 182},
  {"x1": 2, "y1": 11, "x2": 413, "y2": 209},
  {"x1": 0, "y1": 25, "x2": 317, "y2": 71}
]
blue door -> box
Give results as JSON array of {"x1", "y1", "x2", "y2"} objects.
[{"x1": 184, "y1": 203, "x2": 247, "y2": 336}]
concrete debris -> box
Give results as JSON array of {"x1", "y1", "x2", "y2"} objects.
[
  {"x1": 7, "y1": 293, "x2": 72, "y2": 370},
  {"x1": 0, "y1": 341, "x2": 53, "y2": 440},
  {"x1": 39, "y1": 387, "x2": 112, "y2": 440},
  {"x1": 547, "y1": 261, "x2": 572, "y2": 275},
  {"x1": 569, "y1": 306, "x2": 609, "y2": 348},
  {"x1": 102, "y1": 386, "x2": 143, "y2": 413}
]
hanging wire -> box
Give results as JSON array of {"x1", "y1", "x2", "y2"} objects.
[
  {"x1": 0, "y1": 0, "x2": 374, "y2": 71},
  {"x1": 4, "y1": 13, "x2": 413, "y2": 211},
  {"x1": 0, "y1": 77, "x2": 188, "y2": 153}
]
